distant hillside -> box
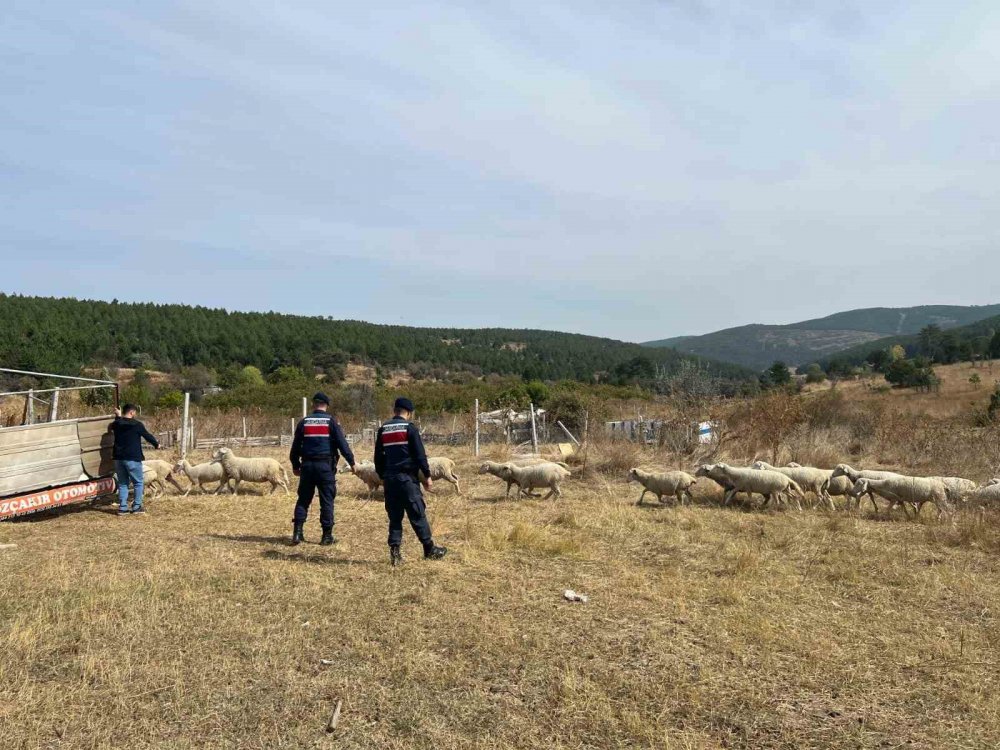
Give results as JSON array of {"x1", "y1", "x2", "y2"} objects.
[
  {"x1": 822, "y1": 314, "x2": 1000, "y2": 368},
  {"x1": 643, "y1": 304, "x2": 1000, "y2": 370},
  {"x1": 0, "y1": 293, "x2": 753, "y2": 384}
]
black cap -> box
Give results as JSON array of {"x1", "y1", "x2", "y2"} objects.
[
  {"x1": 312, "y1": 392, "x2": 330, "y2": 405},
  {"x1": 394, "y1": 397, "x2": 415, "y2": 412}
]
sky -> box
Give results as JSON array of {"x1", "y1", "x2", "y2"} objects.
[{"x1": 2, "y1": 1, "x2": 998, "y2": 342}]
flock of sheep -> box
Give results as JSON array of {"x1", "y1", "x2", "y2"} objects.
[
  {"x1": 137, "y1": 447, "x2": 1000, "y2": 520},
  {"x1": 626, "y1": 460, "x2": 1000, "y2": 518}
]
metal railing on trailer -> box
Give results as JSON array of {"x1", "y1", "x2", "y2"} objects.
[{"x1": 0, "y1": 368, "x2": 120, "y2": 520}]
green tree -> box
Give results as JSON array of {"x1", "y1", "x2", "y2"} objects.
[
  {"x1": 525, "y1": 380, "x2": 550, "y2": 406},
  {"x1": 766, "y1": 361, "x2": 792, "y2": 387},
  {"x1": 803, "y1": 363, "x2": 826, "y2": 384},
  {"x1": 238, "y1": 365, "x2": 265, "y2": 387}
]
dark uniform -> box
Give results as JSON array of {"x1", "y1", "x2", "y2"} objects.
[
  {"x1": 374, "y1": 398, "x2": 446, "y2": 564},
  {"x1": 289, "y1": 393, "x2": 355, "y2": 545}
]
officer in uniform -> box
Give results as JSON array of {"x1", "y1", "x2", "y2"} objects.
[
  {"x1": 289, "y1": 392, "x2": 356, "y2": 546},
  {"x1": 374, "y1": 397, "x2": 447, "y2": 566}
]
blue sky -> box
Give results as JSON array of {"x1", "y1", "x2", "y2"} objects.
[{"x1": 2, "y1": 2, "x2": 998, "y2": 341}]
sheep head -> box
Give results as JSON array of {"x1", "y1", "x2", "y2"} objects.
[{"x1": 830, "y1": 464, "x2": 851, "y2": 479}]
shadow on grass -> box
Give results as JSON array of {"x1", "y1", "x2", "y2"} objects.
[
  {"x1": 207, "y1": 533, "x2": 290, "y2": 545},
  {"x1": 261, "y1": 549, "x2": 374, "y2": 567}
]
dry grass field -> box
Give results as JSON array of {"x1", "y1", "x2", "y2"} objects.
[{"x1": 3, "y1": 442, "x2": 1000, "y2": 749}]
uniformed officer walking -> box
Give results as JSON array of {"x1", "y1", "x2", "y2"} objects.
[
  {"x1": 289, "y1": 392, "x2": 356, "y2": 546},
  {"x1": 374, "y1": 397, "x2": 447, "y2": 566}
]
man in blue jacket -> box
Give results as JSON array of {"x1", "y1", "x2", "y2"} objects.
[
  {"x1": 289, "y1": 392, "x2": 356, "y2": 546},
  {"x1": 374, "y1": 397, "x2": 446, "y2": 566},
  {"x1": 111, "y1": 403, "x2": 159, "y2": 515}
]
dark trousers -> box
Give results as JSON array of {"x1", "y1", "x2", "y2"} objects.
[
  {"x1": 384, "y1": 474, "x2": 433, "y2": 548},
  {"x1": 294, "y1": 460, "x2": 336, "y2": 529}
]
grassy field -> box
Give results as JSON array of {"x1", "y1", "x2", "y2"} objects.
[{"x1": 2, "y1": 445, "x2": 1000, "y2": 749}]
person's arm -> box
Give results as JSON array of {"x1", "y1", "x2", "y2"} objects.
[
  {"x1": 373, "y1": 429, "x2": 385, "y2": 478},
  {"x1": 289, "y1": 419, "x2": 304, "y2": 475},
  {"x1": 330, "y1": 419, "x2": 355, "y2": 469},
  {"x1": 140, "y1": 423, "x2": 159, "y2": 449},
  {"x1": 409, "y1": 424, "x2": 431, "y2": 484}
]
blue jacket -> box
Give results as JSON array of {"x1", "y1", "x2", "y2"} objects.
[
  {"x1": 289, "y1": 411, "x2": 356, "y2": 471},
  {"x1": 374, "y1": 416, "x2": 430, "y2": 479}
]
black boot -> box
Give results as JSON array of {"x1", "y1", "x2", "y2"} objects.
[
  {"x1": 389, "y1": 545, "x2": 403, "y2": 567},
  {"x1": 291, "y1": 522, "x2": 305, "y2": 546},
  {"x1": 320, "y1": 527, "x2": 336, "y2": 546},
  {"x1": 423, "y1": 541, "x2": 447, "y2": 560}
]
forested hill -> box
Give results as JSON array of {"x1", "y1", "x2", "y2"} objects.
[
  {"x1": 0, "y1": 294, "x2": 753, "y2": 384},
  {"x1": 642, "y1": 304, "x2": 1000, "y2": 370}
]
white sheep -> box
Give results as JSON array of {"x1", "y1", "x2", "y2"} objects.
[
  {"x1": 341, "y1": 461, "x2": 382, "y2": 495},
  {"x1": 478, "y1": 461, "x2": 520, "y2": 498},
  {"x1": 142, "y1": 458, "x2": 185, "y2": 494},
  {"x1": 212, "y1": 447, "x2": 289, "y2": 495},
  {"x1": 969, "y1": 482, "x2": 1000, "y2": 506},
  {"x1": 852, "y1": 476, "x2": 952, "y2": 517},
  {"x1": 140, "y1": 467, "x2": 164, "y2": 499},
  {"x1": 420, "y1": 456, "x2": 461, "y2": 494},
  {"x1": 174, "y1": 459, "x2": 232, "y2": 496},
  {"x1": 626, "y1": 468, "x2": 696, "y2": 506},
  {"x1": 708, "y1": 463, "x2": 804, "y2": 510},
  {"x1": 694, "y1": 463, "x2": 738, "y2": 501},
  {"x1": 929, "y1": 476, "x2": 979, "y2": 503},
  {"x1": 496, "y1": 462, "x2": 571, "y2": 500},
  {"x1": 752, "y1": 460, "x2": 835, "y2": 510},
  {"x1": 829, "y1": 464, "x2": 905, "y2": 511}
]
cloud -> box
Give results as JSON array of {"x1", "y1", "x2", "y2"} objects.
[{"x1": 1, "y1": 1, "x2": 998, "y2": 340}]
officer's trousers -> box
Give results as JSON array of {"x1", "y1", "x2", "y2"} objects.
[
  {"x1": 384, "y1": 474, "x2": 433, "y2": 547},
  {"x1": 294, "y1": 460, "x2": 337, "y2": 529}
]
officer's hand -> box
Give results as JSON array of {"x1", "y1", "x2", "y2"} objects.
[
  {"x1": 350, "y1": 464, "x2": 357, "y2": 474},
  {"x1": 114, "y1": 407, "x2": 121, "y2": 417},
  {"x1": 292, "y1": 468, "x2": 301, "y2": 477},
  {"x1": 422, "y1": 477, "x2": 433, "y2": 491}
]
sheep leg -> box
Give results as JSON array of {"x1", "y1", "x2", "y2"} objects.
[
  {"x1": 636, "y1": 488, "x2": 648, "y2": 506},
  {"x1": 722, "y1": 488, "x2": 736, "y2": 506},
  {"x1": 231, "y1": 480, "x2": 241, "y2": 496}
]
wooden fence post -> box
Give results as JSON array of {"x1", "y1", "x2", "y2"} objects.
[
  {"x1": 26, "y1": 389, "x2": 34, "y2": 425},
  {"x1": 181, "y1": 392, "x2": 190, "y2": 459},
  {"x1": 529, "y1": 402, "x2": 538, "y2": 454},
  {"x1": 49, "y1": 388, "x2": 60, "y2": 422},
  {"x1": 302, "y1": 397, "x2": 308, "y2": 418},
  {"x1": 474, "y1": 399, "x2": 480, "y2": 456}
]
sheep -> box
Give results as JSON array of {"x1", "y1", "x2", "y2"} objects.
[
  {"x1": 140, "y1": 467, "x2": 164, "y2": 499},
  {"x1": 626, "y1": 468, "x2": 696, "y2": 506},
  {"x1": 419, "y1": 456, "x2": 461, "y2": 494},
  {"x1": 829, "y1": 464, "x2": 905, "y2": 511},
  {"x1": 495, "y1": 462, "x2": 571, "y2": 500},
  {"x1": 694, "y1": 463, "x2": 738, "y2": 501},
  {"x1": 142, "y1": 459, "x2": 185, "y2": 493},
  {"x1": 751, "y1": 460, "x2": 835, "y2": 510},
  {"x1": 929, "y1": 476, "x2": 979, "y2": 503},
  {"x1": 174, "y1": 459, "x2": 232, "y2": 496},
  {"x1": 852, "y1": 476, "x2": 952, "y2": 518},
  {"x1": 340, "y1": 461, "x2": 382, "y2": 496},
  {"x1": 211, "y1": 447, "x2": 289, "y2": 495},
  {"x1": 707, "y1": 463, "x2": 804, "y2": 511},
  {"x1": 968, "y1": 482, "x2": 1000, "y2": 506}
]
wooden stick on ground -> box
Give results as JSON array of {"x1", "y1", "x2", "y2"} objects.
[{"x1": 326, "y1": 699, "x2": 343, "y2": 733}]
